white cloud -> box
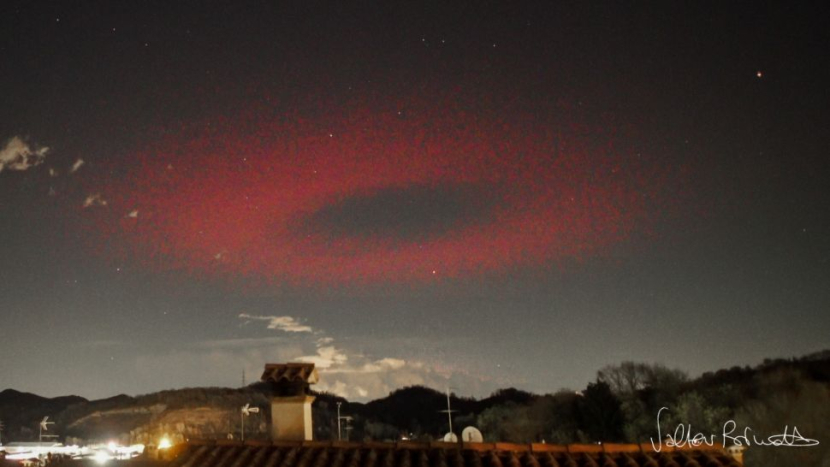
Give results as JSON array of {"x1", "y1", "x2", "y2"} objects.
[
  {"x1": 297, "y1": 345, "x2": 348, "y2": 369},
  {"x1": 238, "y1": 313, "x2": 313, "y2": 333},
  {"x1": 83, "y1": 193, "x2": 107, "y2": 208},
  {"x1": 313, "y1": 358, "x2": 450, "y2": 399},
  {"x1": 0, "y1": 136, "x2": 48, "y2": 172},
  {"x1": 228, "y1": 314, "x2": 496, "y2": 400},
  {"x1": 70, "y1": 158, "x2": 84, "y2": 173}
]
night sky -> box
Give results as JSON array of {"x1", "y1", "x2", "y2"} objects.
[{"x1": 1, "y1": 2, "x2": 828, "y2": 401}]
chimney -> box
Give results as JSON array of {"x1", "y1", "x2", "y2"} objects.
[{"x1": 260, "y1": 363, "x2": 319, "y2": 441}]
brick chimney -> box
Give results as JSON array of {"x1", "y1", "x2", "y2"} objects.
[{"x1": 260, "y1": 363, "x2": 318, "y2": 441}]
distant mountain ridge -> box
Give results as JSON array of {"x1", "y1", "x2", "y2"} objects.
[
  {"x1": 0, "y1": 389, "x2": 87, "y2": 407},
  {"x1": 1, "y1": 349, "x2": 827, "y2": 446}
]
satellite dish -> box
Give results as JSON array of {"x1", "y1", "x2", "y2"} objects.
[
  {"x1": 442, "y1": 432, "x2": 458, "y2": 442},
  {"x1": 461, "y1": 426, "x2": 483, "y2": 443}
]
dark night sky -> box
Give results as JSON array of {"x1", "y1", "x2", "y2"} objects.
[{"x1": 1, "y1": 1, "x2": 828, "y2": 400}]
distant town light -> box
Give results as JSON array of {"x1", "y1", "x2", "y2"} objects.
[
  {"x1": 158, "y1": 437, "x2": 173, "y2": 450},
  {"x1": 94, "y1": 451, "x2": 110, "y2": 465}
]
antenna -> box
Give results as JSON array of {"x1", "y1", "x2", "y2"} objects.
[
  {"x1": 242, "y1": 368, "x2": 246, "y2": 387},
  {"x1": 438, "y1": 387, "x2": 458, "y2": 438},
  {"x1": 461, "y1": 426, "x2": 484, "y2": 443},
  {"x1": 337, "y1": 402, "x2": 352, "y2": 441},
  {"x1": 240, "y1": 403, "x2": 260, "y2": 441},
  {"x1": 39, "y1": 416, "x2": 56, "y2": 442},
  {"x1": 342, "y1": 417, "x2": 354, "y2": 441}
]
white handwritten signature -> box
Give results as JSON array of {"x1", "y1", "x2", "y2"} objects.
[{"x1": 650, "y1": 407, "x2": 820, "y2": 452}]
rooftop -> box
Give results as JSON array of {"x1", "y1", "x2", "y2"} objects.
[
  {"x1": 166, "y1": 439, "x2": 741, "y2": 467},
  {"x1": 260, "y1": 363, "x2": 319, "y2": 385}
]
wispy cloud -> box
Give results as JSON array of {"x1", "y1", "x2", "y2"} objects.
[
  {"x1": 0, "y1": 136, "x2": 48, "y2": 172},
  {"x1": 238, "y1": 313, "x2": 313, "y2": 333}
]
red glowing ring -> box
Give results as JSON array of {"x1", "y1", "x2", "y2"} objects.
[{"x1": 81, "y1": 94, "x2": 665, "y2": 286}]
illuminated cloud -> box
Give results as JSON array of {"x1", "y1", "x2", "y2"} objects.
[
  {"x1": 238, "y1": 313, "x2": 313, "y2": 333},
  {"x1": 70, "y1": 158, "x2": 84, "y2": 173},
  {"x1": 297, "y1": 345, "x2": 349, "y2": 368},
  {"x1": 127, "y1": 210, "x2": 139, "y2": 218},
  {"x1": 0, "y1": 136, "x2": 48, "y2": 172},
  {"x1": 313, "y1": 358, "x2": 469, "y2": 400},
  {"x1": 83, "y1": 193, "x2": 108, "y2": 208},
  {"x1": 227, "y1": 314, "x2": 492, "y2": 399}
]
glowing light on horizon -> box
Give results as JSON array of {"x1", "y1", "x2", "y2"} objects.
[{"x1": 158, "y1": 437, "x2": 172, "y2": 450}]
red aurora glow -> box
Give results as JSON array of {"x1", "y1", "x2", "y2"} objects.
[{"x1": 83, "y1": 95, "x2": 669, "y2": 286}]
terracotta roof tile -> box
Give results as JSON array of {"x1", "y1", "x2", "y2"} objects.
[
  {"x1": 166, "y1": 440, "x2": 741, "y2": 467},
  {"x1": 260, "y1": 363, "x2": 319, "y2": 384}
]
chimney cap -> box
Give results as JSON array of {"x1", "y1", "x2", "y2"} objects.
[{"x1": 261, "y1": 362, "x2": 319, "y2": 385}]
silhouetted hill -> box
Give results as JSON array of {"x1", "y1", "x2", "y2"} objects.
[
  {"x1": 0, "y1": 389, "x2": 88, "y2": 442},
  {"x1": 0, "y1": 388, "x2": 87, "y2": 408},
  {"x1": 478, "y1": 388, "x2": 536, "y2": 407},
  {"x1": 689, "y1": 349, "x2": 830, "y2": 404},
  {"x1": 0, "y1": 349, "x2": 826, "y2": 445}
]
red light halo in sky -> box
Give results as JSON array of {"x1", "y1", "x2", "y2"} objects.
[{"x1": 83, "y1": 94, "x2": 663, "y2": 286}]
